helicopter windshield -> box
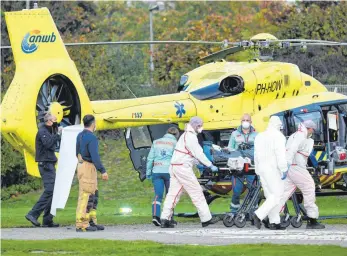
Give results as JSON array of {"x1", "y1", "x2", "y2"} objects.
[{"x1": 293, "y1": 111, "x2": 323, "y2": 142}]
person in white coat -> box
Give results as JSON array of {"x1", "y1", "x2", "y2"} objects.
[
  {"x1": 278, "y1": 120, "x2": 325, "y2": 229},
  {"x1": 253, "y1": 116, "x2": 288, "y2": 230},
  {"x1": 160, "y1": 116, "x2": 220, "y2": 228}
]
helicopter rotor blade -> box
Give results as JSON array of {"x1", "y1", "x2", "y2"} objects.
[
  {"x1": 0, "y1": 40, "x2": 234, "y2": 49},
  {"x1": 200, "y1": 46, "x2": 244, "y2": 62}
]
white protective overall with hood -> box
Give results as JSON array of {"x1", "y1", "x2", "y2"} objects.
[
  {"x1": 279, "y1": 121, "x2": 319, "y2": 219},
  {"x1": 254, "y1": 116, "x2": 288, "y2": 224},
  {"x1": 161, "y1": 117, "x2": 214, "y2": 223}
]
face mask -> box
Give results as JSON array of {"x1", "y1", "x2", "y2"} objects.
[
  {"x1": 197, "y1": 127, "x2": 203, "y2": 133},
  {"x1": 241, "y1": 121, "x2": 250, "y2": 129}
]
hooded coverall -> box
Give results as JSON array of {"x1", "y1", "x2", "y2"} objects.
[
  {"x1": 254, "y1": 116, "x2": 288, "y2": 224},
  {"x1": 279, "y1": 123, "x2": 319, "y2": 218},
  {"x1": 161, "y1": 124, "x2": 213, "y2": 223},
  {"x1": 146, "y1": 133, "x2": 177, "y2": 217},
  {"x1": 228, "y1": 126, "x2": 258, "y2": 213}
]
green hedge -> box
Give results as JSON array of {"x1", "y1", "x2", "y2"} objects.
[{"x1": 1, "y1": 179, "x2": 42, "y2": 200}]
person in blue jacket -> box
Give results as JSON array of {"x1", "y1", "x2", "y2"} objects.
[
  {"x1": 146, "y1": 127, "x2": 180, "y2": 226},
  {"x1": 228, "y1": 113, "x2": 258, "y2": 215}
]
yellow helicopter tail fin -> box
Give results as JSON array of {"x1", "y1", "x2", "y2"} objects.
[
  {"x1": 23, "y1": 149, "x2": 40, "y2": 177},
  {"x1": 5, "y1": 7, "x2": 70, "y2": 65}
]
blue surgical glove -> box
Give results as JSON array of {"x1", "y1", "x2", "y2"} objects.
[
  {"x1": 281, "y1": 171, "x2": 288, "y2": 180},
  {"x1": 210, "y1": 165, "x2": 218, "y2": 173},
  {"x1": 146, "y1": 175, "x2": 152, "y2": 180}
]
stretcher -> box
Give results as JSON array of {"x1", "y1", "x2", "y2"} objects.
[
  {"x1": 283, "y1": 165, "x2": 347, "y2": 228},
  {"x1": 177, "y1": 143, "x2": 347, "y2": 225},
  {"x1": 198, "y1": 148, "x2": 262, "y2": 228}
]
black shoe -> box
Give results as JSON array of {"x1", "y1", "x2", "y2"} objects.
[
  {"x1": 306, "y1": 218, "x2": 325, "y2": 229},
  {"x1": 76, "y1": 226, "x2": 98, "y2": 232},
  {"x1": 25, "y1": 214, "x2": 40, "y2": 227},
  {"x1": 171, "y1": 219, "x2": 178, "y2": 226},
  {"x1": 262, "y1": 217, "x2": 270, "y2": 229},
  {"x1": 161, "y1": 219, "x2": 174, "y2": 228},
  {"x1": 269, "y1": 223, "x2": 286, "y2": 230},
  {"x1": 253, "y1": 214, "x2": 261, "y2": 229},
  {"x1": 202, "y1": 216, "x2": 220, "y2": 227},
  {"x1": 152, "y1": 216, "x2": 161, "y2": 227},
  {"x1": 42, "y1": 222, "x2": 60, "y2": 228},
  {"x1": 90, "y1": 221, "x2": 105, "y2": 230}
]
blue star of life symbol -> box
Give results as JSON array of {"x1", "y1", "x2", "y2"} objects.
[
  {"x1": 175, "y1": 102, "x2": 186, "y2": 118},
  {"x1": 161, "y1": 149, "x2": 167, "y2": 157}
]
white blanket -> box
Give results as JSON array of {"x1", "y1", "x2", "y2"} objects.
[{"x1": 51, "y1": 125, "x2": 84, "y2": 216}]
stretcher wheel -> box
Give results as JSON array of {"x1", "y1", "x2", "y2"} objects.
[
  {"x1": 281, "y1": 215, "x2": 291, "y2": 228},
  {"x1": 290, "y1": 216, "x2": 303, "y2": 228},
  {"x1": 234, "y1": 213, "x2": 247, "y2": 228},
  {"x1": 223, "y1": 214, "x2": 235, "y2": 227}
]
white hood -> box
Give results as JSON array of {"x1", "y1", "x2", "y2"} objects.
[{"x1": 267, "y1": 116, "x2": 283, "y2": 131}]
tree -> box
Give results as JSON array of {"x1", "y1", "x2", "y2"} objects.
[{"x1": 275, "y1": 2, "x2": 347, "y2": 84}]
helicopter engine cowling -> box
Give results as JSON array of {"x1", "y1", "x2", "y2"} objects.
[{"x1": 219, "y1": 75, "x2": 245, "y2": 95}]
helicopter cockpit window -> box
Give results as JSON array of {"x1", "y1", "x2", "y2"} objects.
[
  {"x1": 293, "y1": 111, "x2": 323, "y2": 142},
  {"x1": 130, "y1": 126, "x2": 152, "y2": 149}
]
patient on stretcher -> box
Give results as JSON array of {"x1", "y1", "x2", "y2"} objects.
[{"x1": 197, "y1": 141, "x2": 255, "y2": 175}]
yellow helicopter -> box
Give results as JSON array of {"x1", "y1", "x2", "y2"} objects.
[{"x1": 1, "y1": 7, "x2": 347, "y2": 198}]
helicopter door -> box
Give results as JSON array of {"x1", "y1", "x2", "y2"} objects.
[
  {"x1": 326, "y1": 110, "x2": 339, "y2": 145},
  {"x1": 125, "y1": 124, "x2": 178, "y2": 181},
  {"x1": 326, "y1": 110, "x2": 347, "y2": 167},
  {"x1": 124, "y1": 126, "x2": 153, "y2": 182}
]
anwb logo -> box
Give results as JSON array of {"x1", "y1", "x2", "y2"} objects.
[{"x1": 21, "y1": 30, "x2": 56, "y2": 54}]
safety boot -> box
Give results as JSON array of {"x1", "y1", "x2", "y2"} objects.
[
  {"x1": 306, "y1": 218, "x2": 325, "y2": 229},
  {"x1": 262, "y1": 217, "x2": 270, "y2": 229},
  {"x1": 76, "y1": 226, "x2": 97, "y2": 232},
  {"x1": 152, "y1": 216, "x2": 161, "y2": 226},
  {"x1": 202, "y1": 216, "x2": 220, "y2": 227},
  {"x1": 161, "y1": 219, "x2": 174, "y2": 228},
  {"x1": 42, "y1": 222, "x2": 60, "y2": 228},
  {"x1": 269, "y1": 223, "x2": 286, "y2": 230},
  {"x1": 90, "y1": 220, "x2": 105, "y2": 230},
  {"x1": 25, "y1": 214, "x2": 40, "y2": 227}
]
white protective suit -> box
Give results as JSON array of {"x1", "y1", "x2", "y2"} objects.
[
  {"x1": 279, "y1": 123, "x2": 319, "y2": 218},
  {"x1": 254, "y1": 116, "x2": 288, "y2": 224},
  {"x1": 160, "y1": 123, "x2": 213, "y2": 222}
]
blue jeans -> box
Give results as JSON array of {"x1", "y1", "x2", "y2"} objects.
[
  {"x1": 152, "y1": 173, "x2": 170, "y2": 217},
  {"x1": 230, "y1": 175, "x2": 256, "y2": 213}
]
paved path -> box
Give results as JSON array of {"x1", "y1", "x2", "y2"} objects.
[{"x1": 2, "y1": 223, "x2": 347, "y2": 247}]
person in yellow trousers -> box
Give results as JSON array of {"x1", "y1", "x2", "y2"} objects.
[{"x1": 75, "y1": 114, "x2": 109, "y2": 232}]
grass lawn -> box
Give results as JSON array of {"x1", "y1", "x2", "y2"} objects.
[
  {"x1": 1, "y1": 139, "x2": 347, "y2": 228},
  {"x1": 1, "y1": 240, "x2": 347, "y2": 256}
]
